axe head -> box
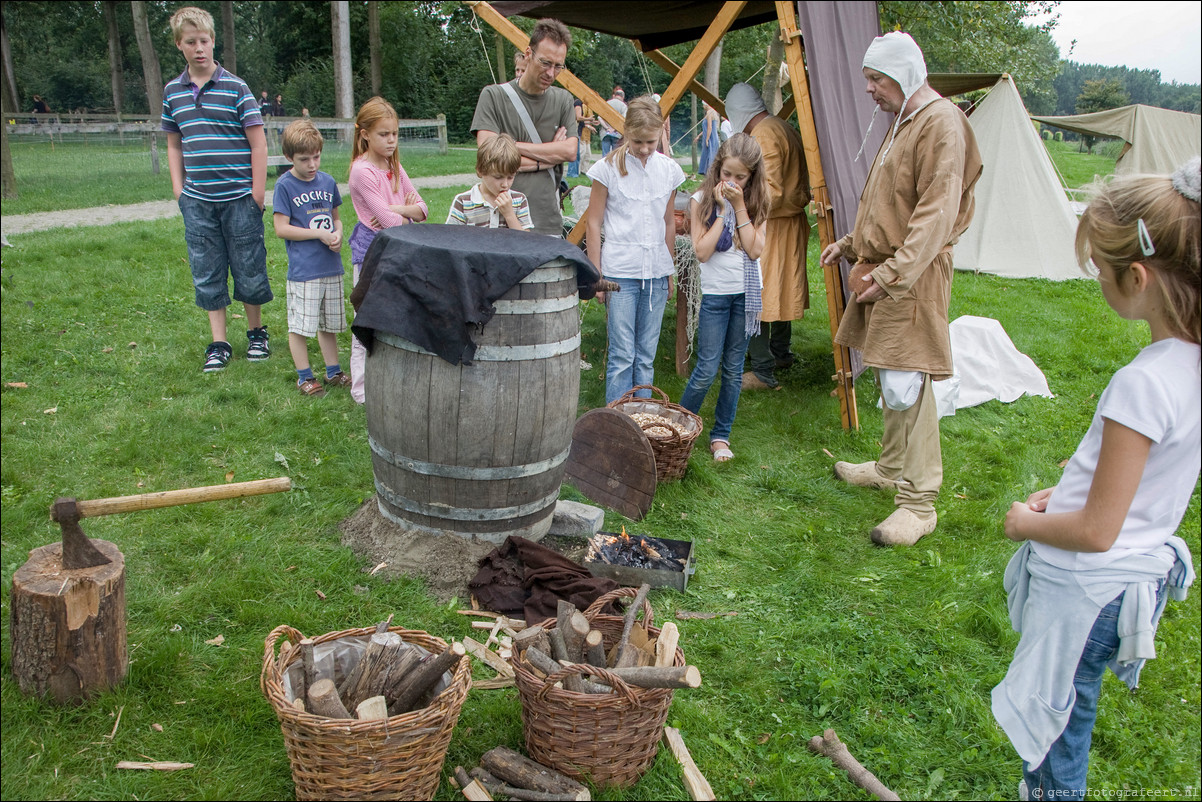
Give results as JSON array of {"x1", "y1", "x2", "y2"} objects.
[{"x1": 51, "y1": 498, "x2": 112, "y2": 570}]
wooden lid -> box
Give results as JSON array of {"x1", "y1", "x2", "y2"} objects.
[{"x1": 563, "y1": 408, "x2": 657, "y2": 521}]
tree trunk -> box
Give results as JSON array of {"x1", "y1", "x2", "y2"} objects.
[
  {"x1": 703, "y1": 43, "x2": 722, "y2": 97},
  {"x1": 1, "y1": 9, "x2": 20, "y2": 113},
  {"x1": 1, "y1": 46, "x2": 17, "y2": 199},
  {"x1": 220, "y1": 1, "x2": 236, "y2": 76},
  {"x1": 762, "y1": 29, "x2": 784, "y2": 115},
  {"x1": 331, "y1": 1, "x2": 353, "y2": 119},
  {"x1": 131, "y1": 1, "x2": 162, "y2": 116},
  {"x1": 368, "y1": 1, "x2": 381, "y2": 97},
  {"x1": 495, "y1": 32, "x2": 507, "y2": 84},
  {"x1": 104, "y1": 2, "x2": 125, "y2": 114}
]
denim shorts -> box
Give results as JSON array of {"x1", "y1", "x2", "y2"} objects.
[{"x1": 179, "y1": 193, "x2": 272, "y2": 311}]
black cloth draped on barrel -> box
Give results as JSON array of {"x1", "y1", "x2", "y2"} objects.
[
  {"x1": 469, "y1": 536, "x2": 619, "y2": 623},
  {"x1": 350, "y1": 225, "x2": 600, "y2": 365}
]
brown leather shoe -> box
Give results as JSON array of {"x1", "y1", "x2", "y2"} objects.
[
  {"x1": 741, "y1": 371, "x2": 780, "y2": 391},
  {"x1": 871, "y1": 508, "x2": 937, "y2": 546},
  {"x1": 833, "y1": 460, "x2": 898, "y2": 490},
  {"x1": 298, "y1": 378, "x2": 326, "y2": 397},
  {"x1": 324, "y1": 371, "x2": 352, "y2": 388}
]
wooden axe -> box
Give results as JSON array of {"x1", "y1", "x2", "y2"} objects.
[{"x1": 49, "y1": 477, "x2": 292, "y2": 569}]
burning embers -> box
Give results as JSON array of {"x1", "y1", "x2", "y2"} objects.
[{"x1": 588, "y1": 528, "x2": 688, "y2": 572}]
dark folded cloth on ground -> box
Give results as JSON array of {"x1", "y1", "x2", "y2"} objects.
[
  {"x1": 349, "y1": 224, "x2": 599, "y2": 365},
  {"x1": 469, "y1": 536, "x2": 618, "y2": 624}
]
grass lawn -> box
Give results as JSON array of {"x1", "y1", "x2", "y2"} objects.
[
  {"x1": 2, "y1": 140, "x2": 1197, "y2": 801},
  {"x1": 1, "y1": 138, "x2": 479, "y2": 215}
]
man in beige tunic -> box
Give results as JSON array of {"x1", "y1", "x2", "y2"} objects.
[
  {"x1": 726, "y1": 82, "x2": 810, "y2": 390},
  {"x1": 821, "y1": 32, "x2": 982, "y2": 546}
]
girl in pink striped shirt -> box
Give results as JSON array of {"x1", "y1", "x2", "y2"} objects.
[{"x1": 347, "y1": 96, "x2": 428, "y2": 403}]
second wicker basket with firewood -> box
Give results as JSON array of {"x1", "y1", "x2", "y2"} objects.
[{"x1": 509, "y1": 587, "x2": 684, "y2": 789}]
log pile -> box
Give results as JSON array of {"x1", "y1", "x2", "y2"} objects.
[
  {"x1": 453, "y1": 746, "x2": 592, "y2": 801},
  {"x1": 290, "y1": 617, "x2": 465, "y2": 720},
  {"x1": 512, "y1": 584, "x2": 701, "y2": 695}
]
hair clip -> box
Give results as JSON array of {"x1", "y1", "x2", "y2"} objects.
[{"x1": 1137, "y1": 218, "x2": 1156, "y2": 257}]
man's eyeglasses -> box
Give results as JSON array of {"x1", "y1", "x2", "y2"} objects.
[{"x1": 534, "y1": 56, "x2": 566, "y2": 74}]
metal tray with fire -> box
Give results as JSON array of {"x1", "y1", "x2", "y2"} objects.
[{"x1": 584, "y1": 529, "x2": 696, "y2": 592}]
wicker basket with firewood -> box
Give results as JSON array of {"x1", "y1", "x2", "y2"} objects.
[{"x1": 508, "y1": 585, "x2": 698, "y2": 788}]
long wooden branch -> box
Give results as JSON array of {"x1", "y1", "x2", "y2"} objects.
[{"x1": 807, "y1": 729, "x2": 900, "y2": 801}]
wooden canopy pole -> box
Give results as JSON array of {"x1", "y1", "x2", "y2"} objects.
[
  {"x1": 775, "y1": 1, "x2": 858, "y2": 429},
  {"x1": 640, "y1": 49, "x2": 725, "y2": 115}
]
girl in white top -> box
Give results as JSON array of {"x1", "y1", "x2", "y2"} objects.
[
  {"x1": 586, "y1": 96, "x2": 686, "y2": 404},
  {"x1": 678, "y1": 134, "x2": 768, "y2": 462},
  {"x1": 997, "y1": 158, "x2": 1200, "y2": 800}
]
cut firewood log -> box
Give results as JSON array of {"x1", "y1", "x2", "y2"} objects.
[
  {"x1": 355, "y1": 695, "x2": 389, "y2": 720},
  {"x1": 375, "y1": 614, "x2": 394, "y2": 634},
  {"x1": 480, "y1": 746, "x2": 591, "y2": 801},
  {"x1": 307, "y1": 678, "x2": 352, "y2": 719},
  {"x1": 556, "y1": 601, "x2": 587, "y2": 663},
  {"x1": 663, "y1": 727, "x2": 716, "y2": 801},
  {"x1": 471, "y1": 766, "x2": 581, "y2": 802},
  {"x1": 337, "y1": 631, "x2": 390, "y2": 702},
  {"x1": 512, "y1": 624, "x2": 550, "y2": 657},
  {"x1": 807, "y1": 728, "x2": 900, "y2": 801},
  {"x1": 654, "y1": 621, "x2": 680, "y2": 668},
  {"x1": 613, "y1": 583, "x2": 651, "y2": 669},
  {"x1": 454, "y1": 765, "x2": 494, "y2": 801},
  {"x1": 299, "y1": 639, "x2": 317, "y2": 704},
  {"x1": 524, "y1": 648, "x2": 610, "y2": 694},
  {"x1": 597, "y1": 665, "x2": 701, "y2": 689},
  {"x1": 387, "y1": 641, "x2": 466, "y2": 716},
  {"x1": 472, "y1": 675, "x2": 516, "y2": 690},
  {"x1": 344, "y1": 632, "x2": 406, "y2": 711},
  {"x1": 379, "y1": 644, "x2": 423, "y2": 701},
  {"x1": 584, "y1": 629, "x2": 606, "y2": 667},
  {"x1": 544, "y1": 628, "x2": 582, "y2": 691},
  {"x1": 462, "y1": 636, "x2": 515, "y2": 678}
]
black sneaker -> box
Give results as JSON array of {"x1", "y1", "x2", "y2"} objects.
[
  {"x1": 246, "y1": 326, "x2": 270, "y2": 361},
  {"x1": 203, "y1": 341, "x2": 232, "y2": 372}
]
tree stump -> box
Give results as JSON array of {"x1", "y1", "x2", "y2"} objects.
[{"x1": 10, "y1": 539, "x2": 127, "y2": 704}]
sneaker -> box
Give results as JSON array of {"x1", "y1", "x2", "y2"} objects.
[
  {"x1": 871, "y1": 508, "x2": 937, "y2": 546},
  {"x1": 202, "y1": 341, "x2": 232, "y2": 372},
  {"x1": 298, "y1": 378, "x2": 326, "y2": 397},
  {"x1": 833, "y1": 460, "x2": 899, "y2": 490},
  {"x1": 323, "y1": 371, "x2": 352, "y2": 388},
  {"x1": 246, "y1": 326, "x2": 270, "y2": 361}
]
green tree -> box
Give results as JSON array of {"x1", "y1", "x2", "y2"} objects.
[
  {"x1": 879, "y1": 1, "x2": 1063, "y2": 103},
  {"x1": 1075, "y1": 77, "x2": 1128, "y2": 113}
]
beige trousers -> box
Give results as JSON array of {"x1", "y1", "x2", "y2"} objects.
[{"x1": 875, "y1": 372, "x2": 942, "y2": 515}]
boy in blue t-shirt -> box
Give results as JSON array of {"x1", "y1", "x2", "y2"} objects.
[
  {"x1": 272, "y1": 120, "x2": 347, "y2": 397},
  {"x1": 161, "y1": 6, "x2": 272, "y2": 373}
]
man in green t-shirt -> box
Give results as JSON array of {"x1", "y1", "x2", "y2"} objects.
[{"x1": 471, "y1": 19, "x2": 577, "y2": 237}]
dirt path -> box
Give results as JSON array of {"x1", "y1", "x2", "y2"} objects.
[{"x1": 2, "y1": 173, "x2": 480, "y2": 236}]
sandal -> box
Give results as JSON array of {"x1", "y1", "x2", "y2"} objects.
[{"x1": 711, "y1": 440, "x2": 733, "y2": 462}]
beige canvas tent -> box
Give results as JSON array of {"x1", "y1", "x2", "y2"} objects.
[
  {"x1": 955, "y1": 75, "x2": 1082, "y2": 281},
  {"x1": 1031, "y1": 104, "x2": 1202, "y2": 175}
]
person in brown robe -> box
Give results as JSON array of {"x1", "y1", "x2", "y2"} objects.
[
  {"x1": 821, "y1": 32, "x2": 982, "y2": 546},
  {"x1": 725, "y1": 82, "x2": 811, "y2": 390}
]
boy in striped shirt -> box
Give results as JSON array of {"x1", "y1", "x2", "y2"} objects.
[
  {"x1": 445, "y1": 134, "x2": 534, "y2": 231},
  {"x1": 162, "y1": 6, "x2": 273, "y2": 372}
]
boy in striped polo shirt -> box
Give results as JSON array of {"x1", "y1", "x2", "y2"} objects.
[
  {"x1": 162, "y1": 6, "x2": 272, "y2": 372},
  {"x1": 445, "y1": 134, "x2": 534, "y2": 231}
]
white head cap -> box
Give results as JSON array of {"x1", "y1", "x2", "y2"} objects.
[
  {"x1": 856, "y1": 31, "x2": 929, "y2": 162},
  {"x1": 725, "y1": 82, "x2": 766, "y2": 137}
]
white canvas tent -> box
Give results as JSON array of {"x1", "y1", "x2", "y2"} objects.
[
  {"x1": 1032, "y1": 104, "x2": 1201, "y2": 176},
  {"x1": 954, "y1": 75, "x2": 1082, "y2": 281}
]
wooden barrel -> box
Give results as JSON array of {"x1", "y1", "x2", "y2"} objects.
[{"x1": 364, "y1": 259, "x2": 580, "y2": 543}]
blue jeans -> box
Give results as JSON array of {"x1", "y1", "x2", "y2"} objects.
[
  {"x1": 179, "y1": 193, "x2": 271, "y2": 310},
  {"x1": 1023, "y1": 584, "x2": 1163, "y2": 801},
  {"x1": 567, "y1": 138, "x2": 580, "y2": 177},
  {"x1": 601, "y1": 134, "x2": 620, "y2": 157},
  {"x1": 605, "y1": 276, "x2": 669, "y2": 404},
  {"x1": 680, "y1": 293, "x2": 748, "y2": 442}
]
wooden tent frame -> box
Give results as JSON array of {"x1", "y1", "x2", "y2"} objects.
[{"x1": 466, "y1": 0, "x2": 859, "y2": 429}]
